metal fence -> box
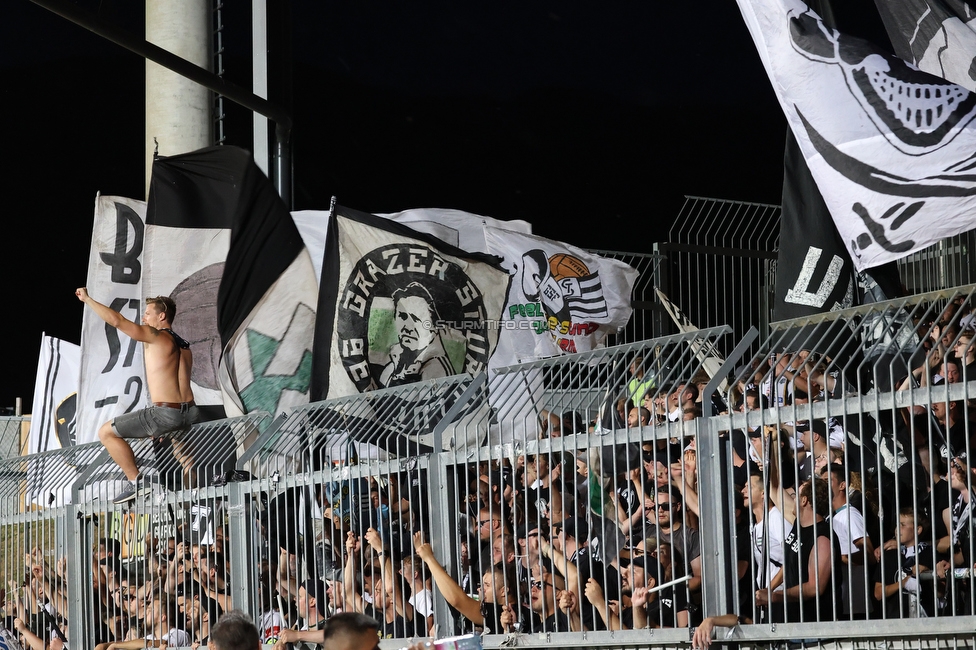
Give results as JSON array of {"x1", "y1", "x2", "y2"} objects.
[
  {"x1": 703, "y1": 283, "x2": 976, "y2": 646},
  {"x1": 657, "y1": 196, "x2": 975, "y2": 362},
  {"x1": 588, "y1": 250, "x2": 666, "y2": 346},
  {"x1": 897, "y1": 229, "x2": 976, "y2": 296},
  {"x1": 0, "y1": 416, "x2": 29, "y2": 460},
  {"x1": 3, "y1": 285, "x2": 976, "y2": 649},
  {"x1": 658, "y1": 196, "x2": 781, "y2": 359}
]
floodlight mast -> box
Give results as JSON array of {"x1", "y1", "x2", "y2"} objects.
[{"x1": 29, "y1": 0, "x2": 293, "y2": 207}]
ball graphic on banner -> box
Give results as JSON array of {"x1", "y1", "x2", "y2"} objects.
[{"x1": 549, "y1": 253, "x2": 588, "y2": 280}]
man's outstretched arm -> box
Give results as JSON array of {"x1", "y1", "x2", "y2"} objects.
[{"x1": 76, "y1": 288, "x2": 155, "y2": 343}]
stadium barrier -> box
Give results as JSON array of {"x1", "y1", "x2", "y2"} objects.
[
  {"x1": 2, "y1": 285, "x2": 975, "y2": 649},
  {"x1": 0, "y1": 416, "x2": 29, "y2": 460}
]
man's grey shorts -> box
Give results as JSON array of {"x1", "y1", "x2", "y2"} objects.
[{"x1": 111, "y1": 405, "x2": 193, "y2": 440}]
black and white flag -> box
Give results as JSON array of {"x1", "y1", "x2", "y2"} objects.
[
  {"x1": 738, "y1": 0, "x2": 976, "y2": 270},
  {"x1": 147, "y1": 146, "x2": 317, "y2": 419},
  {"x1": 78, "y1": 195, "x2": 149, "y2": 444},
  {"x1": 310, "y1": 205, "x2": 511, "y2": 451},
  {"x1": 28, "y1": 334, "x2": 80, "y2": 453},
  {"x1": 874, "y1": 0, "x2": 976, "y2": 91},
  {"x1": 312, "y1": 205, "x2": 511, "y2": 400},
  {"x1": 484, "y1": 228, "x2": 637, "y2": 362}
]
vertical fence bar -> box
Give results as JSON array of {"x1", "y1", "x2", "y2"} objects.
[{"x1": 698, "y1": 328, "x2": 759, "y2": 620}]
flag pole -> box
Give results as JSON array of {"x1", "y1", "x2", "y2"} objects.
[{"x1": 30, "y1": 0, "x2": 293, "y2": 204}]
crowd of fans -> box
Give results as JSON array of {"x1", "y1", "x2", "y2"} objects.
[{"x1": 3, "y1": 297, "x2": 975, "y2": 648}]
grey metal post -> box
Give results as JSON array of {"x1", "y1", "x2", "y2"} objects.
[
  {"x1": 275, "y1": 124, "x2": 292, "y2": 208},
  {"x1": 226, "y1": 481, "x2": 255, "y2": 618},
  {"x1": 427, "y1": 449, "x2": 457, "y2": 636},
  {"x1": 697, "y1": 327, "x2": 758, "y2": 619},
  {"x1": 65, "y1": 503, "x2": 89, "y2": 650},
  {"x1": 651, "y1": 242, "x2": 668, "y2": 338},
  {"x1": 30, "y1": 0, "x2": 293, "y2": 201}
]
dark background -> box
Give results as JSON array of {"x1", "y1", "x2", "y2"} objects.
[{"x1": 0, "y1": 0, "x2": 888, "y2": 412}]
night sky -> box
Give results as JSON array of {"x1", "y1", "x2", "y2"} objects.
[{"x1": 0, "y1": 0, "x2": 888, "y2": 412}]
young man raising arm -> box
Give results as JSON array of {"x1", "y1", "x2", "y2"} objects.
[{"x1": 77, "y1": 288, "x2": 195, "y2": 503}]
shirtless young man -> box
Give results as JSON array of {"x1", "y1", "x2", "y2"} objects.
[{"x1": 76, "y1": 288, "x2": 195, "y2": 503}]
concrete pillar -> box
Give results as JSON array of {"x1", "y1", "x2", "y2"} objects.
[{"x1": 146, "y1": 0, "x2": 212, "y2": 197}]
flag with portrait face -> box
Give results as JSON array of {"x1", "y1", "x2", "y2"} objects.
[
  {"x1": 311, "y1": 205, "x2": 510, "y2": 450},
  {"x1": 313, "y1": 205, "x2": 510, "y2": 400}
]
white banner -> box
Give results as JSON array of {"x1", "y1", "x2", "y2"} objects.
[
  {"x1": 142, "y1": 225, "x2": 230, "y2": 406},
  {"x1": 736, "y1": 0, "x2": 976, "y2": 270},
  {"x1": 218, "y1": 252, "x2": 318, "y2": 417},
  {"x1": 875, "y1": 0, "x2": 976, "y2": 92},
  {"x1": 325, "y1": 212, "x2": 510, "y2": 397},
  {"x1": 292, "y1": 208, "x2": 532, "y2": 285},
  {"x1": 28, "y1": 334, "x2": 80, "y2": 453},
  {"x1": 483, "y1": 228, "x2": 637, "y2": 444},
  {"x1": 377, "y1": 207, "x2": 532, "y2": 252},
  {"x1": 77, "y1": 195, "x2": 149, "y2": 445},
  {"x1": 484, "y1": 227, "x2": 637, "y2": 365}
]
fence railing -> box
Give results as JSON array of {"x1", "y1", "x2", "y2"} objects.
[
  {"x1": 700, "y1": 283, "x2": 976, "y2": 644},
  {"x1": 2, "y1": 285, "x2": 976, "y2": 649},
  {"x1": 0, "y1": 416, "x2": 29, "y2": 460},
  {"x1": 658, "y1": 197, "x2": 975, "y2": 363},
  {"x1": 587, "y1": 250, "x2": 665, "y2": 346}
]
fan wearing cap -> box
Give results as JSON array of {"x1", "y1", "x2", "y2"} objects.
[
  {"x1": 796, "y1": 420, "x2": 830, "y2": 482},
  {"x1": 276, "y1": 579, "x2": 328, "y2": 648},
  {"x1": 628, "y1": 554, "x2": 688, "y2": 629}
]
